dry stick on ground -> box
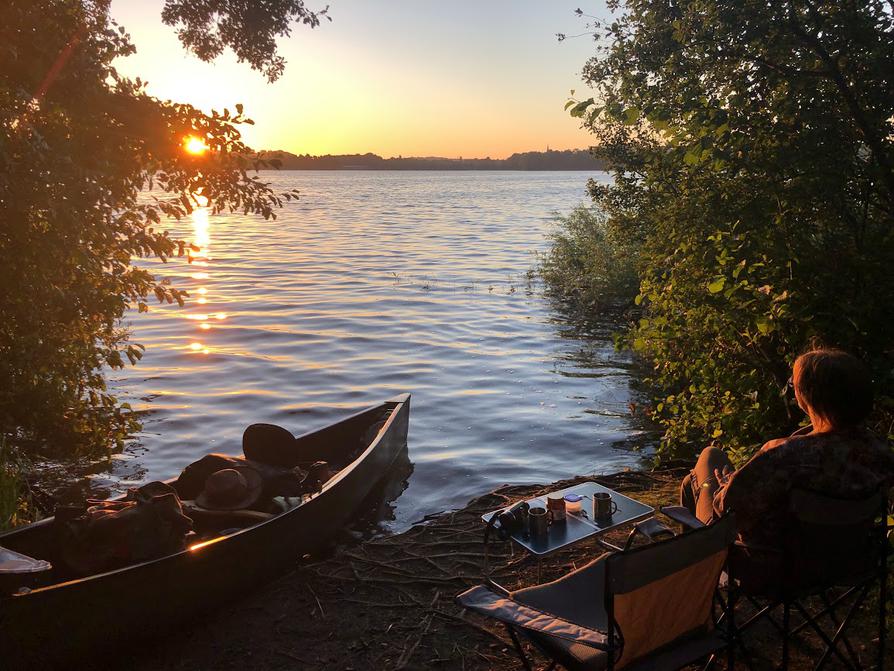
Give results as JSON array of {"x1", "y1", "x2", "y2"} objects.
[
  {"x1": 395, "y1": 590, "x2": 440, "y2": 669},
  {"x1": 307, "y1": 582, "x2": 325, "y2": 618},
  {"x1": 275, "y1": 649, "x2": 310, "y2": 664}
]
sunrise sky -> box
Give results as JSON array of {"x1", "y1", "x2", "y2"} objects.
[{"x1": 110, "y1": 1, "x2": 607, "y2": 159}]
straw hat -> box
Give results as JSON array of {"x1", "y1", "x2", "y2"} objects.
[{"x1": 195, "y1": 467, "x2": 263, "y2": 510}]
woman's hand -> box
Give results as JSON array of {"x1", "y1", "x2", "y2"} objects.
[{"x1": 713, "y1": 466, "x2": 732, "y2": 487}]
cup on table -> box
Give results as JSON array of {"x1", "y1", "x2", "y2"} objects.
[
  {"x1": 528, "y1": 505, "x2": 550, "y2": 541},
  {"x1": 564, "y1": 494, "x2": 583, "y2": 515},
  {"x1": 547, "y1": 493, "x2": 567, "y2": 524},
  {"x1": 592, "y1": 492, "x2": 618, "y2": 521}
]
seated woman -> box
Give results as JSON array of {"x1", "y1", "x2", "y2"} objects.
[{"x1": 681, "y1": 348, "x2": 894, "y2": 587}]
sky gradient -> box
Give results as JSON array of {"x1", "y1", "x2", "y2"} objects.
[{"x1": 111, "y1": 1, "x2": 606, "y2": 158}]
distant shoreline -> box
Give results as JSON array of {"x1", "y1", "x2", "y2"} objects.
[
  {"x1": 256, "y1": 148, "x2": 608, "y2": 172},
  {"x1": 260, "y1": 167, "x2": 608, "y2": 172}
]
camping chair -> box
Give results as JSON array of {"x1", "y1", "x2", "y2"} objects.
[
  {"x1": 457, "y1": 514, "x2": 737, "y2": 670},
  {"x1": 663, "y1": 487, "x2": 888, "y2": 670}
]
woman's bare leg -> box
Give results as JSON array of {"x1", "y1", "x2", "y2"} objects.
[{"x1": 680, "y1": 446, "x2": 733, "y2": 524}]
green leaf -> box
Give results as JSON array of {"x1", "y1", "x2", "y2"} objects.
[
  {"x1": 683, "y1": 150, "x2": 700, "y2": 165},
  {"x1": 569, "y1": 99, "x2": 594, "y2": 118},
  {"x1": 707, "y1": 277, "x2": 726, "y2": 293}
]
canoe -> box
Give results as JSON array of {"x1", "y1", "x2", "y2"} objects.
[{"x1": 0, "y1": 393, "x2": 411, "y2": 669}]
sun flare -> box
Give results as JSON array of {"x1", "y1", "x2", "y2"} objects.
[{"x1": 184, "y1": 136, "x2": 208, "y2": 155}]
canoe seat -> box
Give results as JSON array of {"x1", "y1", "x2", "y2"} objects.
[{"x1": 181, "y1": 501, "x2": 275, "y2": 531}]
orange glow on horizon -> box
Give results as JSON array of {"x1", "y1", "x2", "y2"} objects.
[{"x1": 114, "y1": 3, "x2": 596, "y2": 160}]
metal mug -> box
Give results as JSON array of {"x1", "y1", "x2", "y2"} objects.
[
  {"x1": 528, "y1": 506, "x2": 550, "y2": 541},
  {"x1": 592, "y1": 492, "x2": 618, "y2": 520}
]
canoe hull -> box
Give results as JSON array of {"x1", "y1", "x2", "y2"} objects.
[{"x1": 0, "y1": 395, "x2": 410, "y2": 669}]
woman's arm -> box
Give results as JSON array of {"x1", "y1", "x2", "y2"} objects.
[{"x1": 713, "y1": 440, "x2": 788, "y2": 531}]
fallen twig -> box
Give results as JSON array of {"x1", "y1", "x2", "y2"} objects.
[
  {"x1": 307, "y1": 582, "x2": 325, "y2": 618},
  {"x1": 395, "y1": 590, "x2": 440, "y2": 669}
]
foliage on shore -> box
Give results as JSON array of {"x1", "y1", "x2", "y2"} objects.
[
  {"x1": 548, "y1": 0, "x2": 894, "y2": 463},
  {"x1": 0, "y1": 1, "x2": 322, "y2": 468}
]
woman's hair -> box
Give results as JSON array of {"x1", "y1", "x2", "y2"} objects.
[{"x1": 793, "y1": 349, "x2": 873, "y2": 427}]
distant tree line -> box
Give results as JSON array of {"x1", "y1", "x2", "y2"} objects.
[{"x1": 260, "y1": 149, "x2": 607, "y2": 171}]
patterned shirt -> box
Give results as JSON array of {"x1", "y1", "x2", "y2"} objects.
[{"x1": 714, "y1": 427, "x2": 894, "y2": 551}]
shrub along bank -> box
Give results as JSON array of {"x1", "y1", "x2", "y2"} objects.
[{"x1": 546, "y1": 0, "x2": 894, "y2": 464}]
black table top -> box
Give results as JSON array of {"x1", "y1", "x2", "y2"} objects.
[{"x1": 482, "y1": 481, "x2": 655, "y2": 557}]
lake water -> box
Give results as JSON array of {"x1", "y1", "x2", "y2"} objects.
[{"x1": 99, "y1": 171, "x2": 652, "y2": 530}]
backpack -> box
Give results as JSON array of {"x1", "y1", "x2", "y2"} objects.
[{"x1": 55, "y1": 481, "x2": 193, "y2": 577}]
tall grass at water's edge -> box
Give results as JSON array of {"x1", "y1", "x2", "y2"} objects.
[
  {"x1": 537, "y1": 204, "x2": 639, "y2": 310},
  {"x1": 0, "y1": 439, "x2": 32, "y2": 531}
]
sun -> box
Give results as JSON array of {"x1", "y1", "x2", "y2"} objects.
[{"x1": 184, "y1": 136, "x2": 208, "y2": 155}]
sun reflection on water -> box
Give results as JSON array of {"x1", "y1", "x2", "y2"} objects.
[
  {"x1": 192, "y1": 208, "x2": 209, "y2": 252},
  {"x1": 186, "y1": 196, "x2": 218, "y2": 355}
]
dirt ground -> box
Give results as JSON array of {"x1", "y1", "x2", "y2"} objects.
[{"x1": 122, "y1": 468, "x2": 890, "y2": 670}]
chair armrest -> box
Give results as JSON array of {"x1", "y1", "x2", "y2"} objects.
[
  {"x1": 624, "y1": 517, "x2": 675, "y2": 549},
  {"x1": 636, "y1": 517, "x2": 675, "y2": 539},
  {"x1": 456, "y1": 585, "x2": 608, "y2": 649},
  {"x1": 660, "y1": 506, "x2": 705, "y2": 529}
]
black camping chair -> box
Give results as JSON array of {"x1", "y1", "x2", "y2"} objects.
[
  {"x1": 457, "y1": 514, "x2": 738, "y2": 671},
  {"x1": 663, "y1": 486, "x2": 889, "y2": 670}
]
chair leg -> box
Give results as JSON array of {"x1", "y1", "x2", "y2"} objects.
[
  {"x1": 791, "y1": 600, "x2": 859, "y2": 670},
  {"x1": 737, "y1": 600, "x2": 779, "y2": 635},
  {"x1": 790, "y1": 586, "x2": 857, "y2": 637},
  {"x1": 726, "y1": 582, "x2": 737, "y2": 671},
  {"x1": 880, "y1": 569, "x2": 887, "y2": 671},
  {"x1": 782, "y1": 602, "x2": 790, "y2": 671},
  {"x1": 811, "y1": 585, "x2": 869, "y2": 671},
  {"x1": 727, "y1": 596, "x2": 769, "y2": 670},
  {"x1": 505, "y1": 624, "x2": 534, "y2": 671},
  {"x1": 818, "y1": 591, "x2": 861, "y2": 666}
]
